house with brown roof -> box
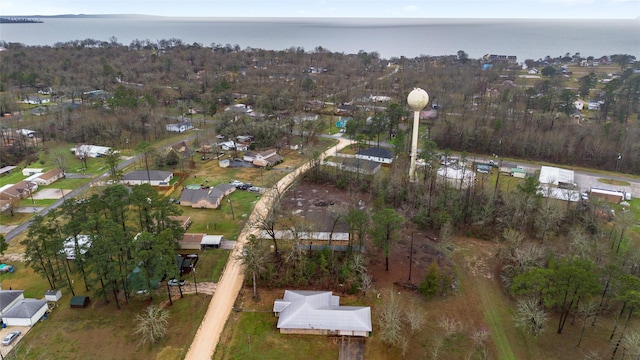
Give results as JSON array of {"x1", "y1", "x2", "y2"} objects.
[
  {"x1": 243, "y1": 151, "x2": 257, "y2": 162},
  {"x1": 0, "y1": 181, "x2": 37, "y2": 201},
  {"x1": 180, "y1": 233, "x2": 205, "y2": 250},
  {"x1": 253, "y1": 149, "x2": 283, "y2": 167},
  {"x1": 33, "y1": 168, "x2": 64, "y2": 185},
  {"x1": 166, "y1": 141, "x2": 193, "y2": 159},
  {"x1": 179, "y1": 233, "x2": 224, "y2": 250}
]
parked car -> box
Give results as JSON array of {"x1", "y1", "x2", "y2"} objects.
[
  {"x1": 230, "y1": 180, "x2": 243, "y2": 187},
  {"x1": 248, "y1": 186, "x2": 261, "y2": 192},
  {"x1": 168, "y1": 278, "x2": 186, "y2": 286},
  {"x1": 2, "y1": 331, "x2": 21, "y2": 346},
  {"x1": 0, "y1": 264, "x2": 14, "y2": 273}
]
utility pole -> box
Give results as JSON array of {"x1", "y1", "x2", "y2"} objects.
[
  {"x1": 408, "y1": 232, "x2": 414, "y2": 282},
  {"x1": 192, "y1": 265, "x2": 198, "y2": 295},
  {"x1": 228, "y1": 196, "x2": 235, "y2": 220}
]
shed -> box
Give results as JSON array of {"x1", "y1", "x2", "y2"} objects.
[
  {"x1": 45, "y1": 289, "x2": 62, "y2": 302},
  {"x1": 590, "y1": 188, "x2": 624, "y2": 204},
  {"x1": 1, "y1": 299, "x2": 48, "y2": 326},
  {"x1": 70, "y1": 296, "x2": 90, "y2": 308},
  {"x1": 22, "y1": 168, "x2": 44, "y2": 176},
  {"x1": 511, "y1": 168, "x2": 526, "y2": 178}
]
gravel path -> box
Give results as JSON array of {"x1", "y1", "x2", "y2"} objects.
[{"x1": 184, "y1": 138, "x2": 353, "y2": 360}]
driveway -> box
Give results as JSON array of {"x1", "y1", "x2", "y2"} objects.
[
  {"x1": 339, "y1": 336, "x2": 365, "y2": 360},
  {"x1": 184, "y1": 138, "x2": 354, "y2": 360},
  {"x1": 0, "y1": 326, "x2": 31, "y2": 358}
]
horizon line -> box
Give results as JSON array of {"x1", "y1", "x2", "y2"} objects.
[{"x1": 2, "y1": 14, "x2": 639, "y2": 21}]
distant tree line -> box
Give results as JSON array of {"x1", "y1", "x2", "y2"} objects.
[{"x1": 0, "y1": 39, "x2": 637, "y2": 172}]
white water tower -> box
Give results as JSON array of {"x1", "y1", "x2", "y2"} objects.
[{"x1": 407, "y1": 88, "x2": 429, "y2": 182}]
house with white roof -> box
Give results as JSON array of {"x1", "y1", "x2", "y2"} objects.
[
  {"x1": 538, "y1": 166, "x2": 575, "y2": 187},
  {"x1": 219, "y1": 141, "x2": 249, "y2": 151},
  {"x1": 166, "y1": 121, "x2": 194, "y2": 133},
  {"x1": 71, "y1": 144, "x2": 113, "y2": 158},
  {"x1": 273, "y1": 290, "x2": 372, "y2": 337},
  {"x1": 22, "y1": 168, "x2": 44, "y2": 177}
]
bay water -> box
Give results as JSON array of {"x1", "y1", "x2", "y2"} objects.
[{"x1": 0, "y1": 16, "x2": 638, "y2": 61}]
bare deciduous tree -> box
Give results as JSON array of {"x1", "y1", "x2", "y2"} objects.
[
  {"x1": 438, "y1": 315, "x2": 463, "y2": 337},
  {"x1": 237, "y1": 235, "x2": 269, "y2": 300},
  {"x1": 405, "y1": 301, "x2": 426, "y2": 335},
  {"x1": 134, "y1": 305, "x2": 170, "y2": 346},
  {"x1": 430, "y1": 335, "x2": 444, "y2": 360},
  {"x1": 513, "y1": 296, "x2": 548, "y2": 336},
  {"x1": 535, "y1": 200, "x2": 564, "y2": 244},
  {"x1": 359, "y1": 272, "x2": 373, "y2": 294},
  {"x1": 377, "y1": 290, "x2": 403, "y2": 346},
  {"x1": 621, "y1": 330, "x2": 640, "y2": 359}
]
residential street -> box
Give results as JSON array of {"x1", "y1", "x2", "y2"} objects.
[{"x1": 183, "y1": 137, "x2": 354, "y2": 360}]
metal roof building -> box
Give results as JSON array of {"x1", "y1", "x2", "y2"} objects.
[{"x1": 273, "y1": 290, "x2": 372, "y2": 337}]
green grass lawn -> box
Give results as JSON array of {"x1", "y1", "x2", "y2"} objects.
[
  {"x1": 12, "y1": 292, "x2": 212, "y2": 360},
  {"x1": 599, "y1": 178, "x2": 631, "y2": 186},
  {"x1": 189, "y1": 249, "x2": 231, "y2": 283},
  {"x1": 0, "y1": 212, "x2": 32, "y2": 226},
  {"x1": 214, "y1": 311, "x2": 339, "y2": 360},
  {"x1": 0, "y1": 262, "x2": 50, "y2": 299}
]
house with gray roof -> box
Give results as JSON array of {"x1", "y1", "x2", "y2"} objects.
[
  {"x1": 273, "y1": 290, "x2": 372, "y2": 337},
  {"x1": 178, "y1": 184, "x2": 235, "y2": 209},
  {"x1": 0, "y1": 290, "x2": 25, "y2": 316},
  {"x1": 355, "y1": 147, "x2": 394, "y2": 164},
  {"x1": 1, "y1": 298, "x2": 48, "y2": 326},
  {"x1": 121, "y1": 170, "x2": 173, "y2": 186}
]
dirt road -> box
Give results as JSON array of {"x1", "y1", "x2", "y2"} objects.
[{"x1": 184, "y1": 137, "x2": 353, "y2": 360}]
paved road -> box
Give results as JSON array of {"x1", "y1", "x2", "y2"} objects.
[
  {"x1": 183, "y1": 137, "x2": 354, "y2": 360},
  {"x1": 2, "y1": 135, "x2": 202, "y2": 242}
]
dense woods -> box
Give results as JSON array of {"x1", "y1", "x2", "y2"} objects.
[{"x1": 22, "y1": 184, "x2": 184, "y2": 307}]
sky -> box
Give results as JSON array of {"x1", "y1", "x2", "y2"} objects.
[{"x1": 1, "y1": 0, "x2": 639, "y2": 19}]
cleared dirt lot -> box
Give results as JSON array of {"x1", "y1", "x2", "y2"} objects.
[
  {"x1": 278, "y1": 179, "x2": 445, "y2": 286},
  {"x1": 31, "y1": 188, "x2": 70, "y2": 200}
]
